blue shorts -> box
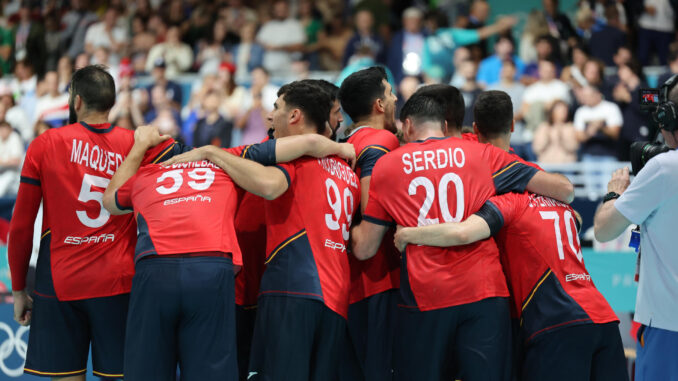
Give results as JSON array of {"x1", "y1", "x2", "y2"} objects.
[
  {"x1": 393, "y1": 296, "x2": 511, "y2": 381},
  {"x1": 236, "y1": 304, "x2": 257, "y2": 381},
  {"x1": 248, "y1": 296, "x2": 346, "y2": 381},
  {"x1": 636, "y1": 324, "x2": 678, "y2": 381},
  {"x1": 344, "y1": 289, "x2": 397, "y2": 381},
  {"x1": 24, "y1": 233, "x2": 128, "y2": 378},
  {"x1": 124, "y1": 256, "x2": 237, "y2": 381},
  {"x1": 521, "y1": 322, "x2": 628, "y2": 381}
]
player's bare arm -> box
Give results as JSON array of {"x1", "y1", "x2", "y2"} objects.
[
  {"x1": 203, "y1": 146, "x2": 289, "y2": 200},
  {"x1": 103, "y1": 125, "x2": 171, "y2": 215},
  {"x1": 350, "y1": 221, "x2": 389, "y2": 260},
  {"x1": 594, "y1": 167, "x2": 632, "y2": 242},
  {"x1": 393, "y1": 215, "x2": 492, "y2": 252},
  {"x1": 160, "y1": 134, "x2": 356, "y2": 167},
  {"x1": 526, "y1": 171, "x2": 575, "y2": 204}
]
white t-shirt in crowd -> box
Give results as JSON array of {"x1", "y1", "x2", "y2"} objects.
[
  {"x1": 573, "y1": 100, "x2": 623, "y2": 131},
  {"x1": 34, "y1": 93, "x2": 69, "y2": 124},
  {"x1": 522, "y1": 79, "x2": 571, "y2": 105},
  {"x1": 256, "y1": 18, "x2": 306, "y2": 75},
  {"x1": 615, "y1": 148, "x2": 678, "y2": 332},
  {"x1": 84, "y1": 22, "x2": 127, "y2": 56},
  {"x1": 639, "y1": 0, "x2": 675, "y2": 33}
]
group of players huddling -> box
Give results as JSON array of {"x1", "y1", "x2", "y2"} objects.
[{"x1": 7, "y1": 64, "x2": 629, "y2": 381}]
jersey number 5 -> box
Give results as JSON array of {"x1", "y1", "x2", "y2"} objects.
[
  {"x1": 409, "y1": 173, "x2": 464, "y2": 226},
  {"x1": 325, "y1": 178, "x2": 354, "y2": 241},
  {"x1": 76, "y1": 174, "x2": 111, "y2": 228}
]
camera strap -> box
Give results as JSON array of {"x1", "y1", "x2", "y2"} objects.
[{"x1": 629, "y1": 225, "x2": 641, "y2": 282}]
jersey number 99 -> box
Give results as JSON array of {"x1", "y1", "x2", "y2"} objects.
[{"x1": 324, "y1": 178, "x2": 354, "y2": 241}]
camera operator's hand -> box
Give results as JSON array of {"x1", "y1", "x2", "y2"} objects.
[{"x1": 607, "y1": 167, "x2": 630, "y2": 194}]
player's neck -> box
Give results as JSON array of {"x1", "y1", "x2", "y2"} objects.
[
  {"x1": 79, "y1": 113, "x2": 110, "y2": 125},
  {"x1": 412, "y1": 127, "x2": 445, "y2": 142},
  {"x1": 354, "y1": 115, "x2": 384, "y2": 130},
  {"x1": 480, "y1": 136, "x2": 510, "y2": 152}
]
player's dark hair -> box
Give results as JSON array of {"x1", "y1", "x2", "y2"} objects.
[
  {"x1": 338, "y1": 66, "x2": 387, "y2": 121},
  {"x1": 302, "y1": 79, "x2": 339, "y2": 101},
  {"x1": 413, "y1": 84, "x2": 465, "y2": 131},
  {"x1": 70, "y1": 65, "x2": 116, "y2": 112},
  {"x1": 278, "y1": 81, "x2": 331, "y2": 134},
  {"x1": 400, "y1": 93, "x2": 445, "y2": 129},
  {"x1": 473, "y1": 90, "x2": 513, "y2": 138}
]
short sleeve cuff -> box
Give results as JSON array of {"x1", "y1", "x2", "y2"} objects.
[
  {"x1": 362, "y1": 214, "x2": 395, "y2": 227},
  {"x1": 20, "y1": 176, "x2": 40, "y2": 186},
  {"x1": 114, "y1": 191, "x2": 133, "y2": 212},
  {"x1": 273, "y1": 165, "x2": 291, "y2": 187},
  {"x1": 474, "y1": 201, "x2": 505, "y2": 236},
  {"x1": 613, "y1": 196, "x2": 643, "y2": 226}
]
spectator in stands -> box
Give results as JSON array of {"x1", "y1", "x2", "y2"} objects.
[
  {"x1": 542, "y1": 0, "x2": 578, "y2": 58},
  {"x1": 387, "y1": 7, "x2": 426, "y2": 83},
  {"x1": 221, "y1": 0, "x2": 257, "y2": 37},
  {"x1": 231, "y1": 21, "x2": 264, "y2": 83},
  {"x1": 33, "y1": 71, "x2": 68, "y2": 127},
  {"x1": 235, "y1": 66, "x2": 278, "y2": 145},
  {"x1": 256, "y1": 0, "x2": 306, "y2": 77},
  {"x1": 60, "y1": 0, "x2": 99, "y2": 59},
  {"x1": 657, "y1": 48, "x2": 678, "y2": 86},
  {"x1": 145, "y1": 84, "x2": 182, "y2": 131},
  {"x1": 637, "y1": 0, "x2": 675, "y2": 65},
  {"x1": 582, "y1": 58, "x2": 613, "y2": 100},
  {"x1": 196, "y1": 19, "x2": 228, "y2": 76},
  {"x1": 520, "y1": 10, "x2": 550, "y2": 65},
  {"x1": 477, "y1": 35, "x2": 524, "y2": 87},
  {"x1": 343, "y1": 9, "x2": 386, "y2": 67},
  {"x1": 396, "y1": 75, "x2": 421, "y2": 115},
  {"x1": 145, "y1": 26, "x2": 193, "y2": 79},
  {"x1": 521, "y1": 59, "x2": 571, "y2": 132},
  {"x1": 193, "y1": 90, "x2": 233, "y2": 148},
  {"x1": 521, "y1": 35, "x2": 560, "y2": 84},
  {"x1": 44, "y1": 12, "x2": 61, "y2": 72},
  {"x1": 560, "y1": 43, "x2": 588, "y2": 89},
  {"x1": 466, "y1": 0, "x2": 491, "y2": 60},
  {"x1": 614, "y1": 60, "x2": 650, "y2": 161},
  {"x1": 458, "y1": 60, "x2": 482, "y2": 127},
  {"x1": 533, "y1": 100, "x2": 579, "y2": 163},
  {"x1": 612, "y1": 45, "x2": 632, "y2": 68},
  {"x1": 130, "y1": 15, "x2": 156, "y2": 58},
  {"x1": 298, "y1": 0, "x2": 324, "y2": 70},
  {"x1": 317, "y1": 12, "x2": 353, "y2": 71},
  {"x1": 146, "y1": 58, "x2": 182, "y2": 110},
  {"x1": 13, "y1": 2, "x2": 46, "y2": 77},
  {"x1": 84, "y1": 8, "x2": 127, "y2": 65},
  {"x1": 216, "y1": 62, "x2": 247, "y2": 122},
  {"x1": 488, "y1": 59, "x2": 529, "y2": 150},
  {"x1": 449, "y1": 46, "x2": 471, "y2": 87},
  {"x1": 574, "y1": 84, "x2": 622, "y2": 162},
  {"x1": 0, "y1": 85, "x2": 30, "y2": 142},
  {"x1": 0, "y1": 121, "x2": 23, "y2": 196},
  {"x1": 589, "y1": 4, "x2": 627, "y2": 67},
  {"x1": 421, "y1": 9, "x2": 515, "y2": 82},
  {"x1": 33, "y1": 119, "x2": 51, "y2": 137},
  {"x1": 574, "y1": 5, "x2": 597, "y2": 47},
  {"x1": 11, "y1": 60, "x2": 37, "y2": 122}
]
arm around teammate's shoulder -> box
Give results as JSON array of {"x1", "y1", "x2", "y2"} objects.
[
  {"x1": 393, "y1": 215, "x2": 492, "y2": 252},
  {"x1": 526, "y1": 171, "x2": 575, "y2": 204}
]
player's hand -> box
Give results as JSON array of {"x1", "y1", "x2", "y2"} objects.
[
  {"x1": 607, "y1": 167, "x2": 630, "y2": 194},
  {"x1": 12, "y1": 290, "x2": 33, "y2": 326},
  {"x1": 337, "y1": 143, "x2": 356, "y2": 169},
  {"x1": 134, "y1": 125, "x2": 171, "y2": 149},
  {"x1": 394, "y1": 225, "x2": 408, "y2": 252},
  {"x1": 161, "y1": 146, "x2": 210, "y2": 167}
]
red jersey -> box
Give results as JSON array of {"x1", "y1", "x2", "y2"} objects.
[
  {"x1": 364, "y1": 136, "x2": 539, "y2": 311},
  {"x1": 115, "y1": 160, "x2": 245, "y2": 263},
  {"x1": 13, "y1": 122, "x2": 177, "y2": 300},
  {"x1": 262, "y1": 156, "x2": 360, "y2": 318},
  {"x1": 479, "y1": 193, "x2": 618, "y2": 342},
  {"x1": 346, "y1": 127, "x2": 400, "y2": 303},
  {"x1": 231, "y1": 140, "x2": 273, "y2": 307}
]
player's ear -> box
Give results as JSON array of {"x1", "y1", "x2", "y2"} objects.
[
  {"x1": 289, "y1": 108, "x2": 301, "y2": 125},
  {"x1": 472, "y1": 122, "x2": 479, "y2": 136},
  {"x1": 375, "y1": 97, "x2": 385, "y2": 114},
  {"x1": 442, "y1": 120, "x2": 448, "y2": 135},
  {"x1": 75, "y1": 94, "x2": 83, "y2": 111},
  {"x1": 403, "y1": 118, "x2": 414, "y2": 140},
  {"x1": 510, "y1": 119, "x2": 515, "y2": 133}
]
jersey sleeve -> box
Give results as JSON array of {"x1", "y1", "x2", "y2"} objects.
[
  {"x1": 114, "y1": 174, "x2": 137, "y2": 212},
  {"x1": 143, "y1": 139, "x2": 192, "y2": 165},
  {"x1": 483, "y1": 144, "x2": 539, "y2": 194},
  {"x1": 475, "y1": 193, "x2": 523, "y2": 236},
  {"x1": 272, "y1": 162, "x2": 296, "y2": 189},
  {"x1": 356, "y1": 132, "x2": 399, "y2": 178},
  {"x1": 20, "y1": 135, "x2": 46, "y2": 185},
  {"x1": 363, "y1": 161, "x2": 395, "y2": 226},
  {"x1": 226, "y1": 139, "x2": 276, "y2": 166}
]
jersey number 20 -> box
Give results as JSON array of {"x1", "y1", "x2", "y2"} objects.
[{"x1": 409, "y1": 173, "x2": 464, "y2": 226}]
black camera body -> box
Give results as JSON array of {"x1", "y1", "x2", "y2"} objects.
[{"x1": 632, "y1": 75, "x2": 678, "y2": 174}]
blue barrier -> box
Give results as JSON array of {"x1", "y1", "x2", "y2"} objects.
[{"x1": 582, "y1": 248, "x2": 638, "y2": 312}]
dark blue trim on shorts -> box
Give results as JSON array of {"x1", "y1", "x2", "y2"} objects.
[{"x1": 362, "y1": 214, "x2": 395, "y2": 227}]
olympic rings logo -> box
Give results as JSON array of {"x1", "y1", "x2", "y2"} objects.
[{"x1": 0, "y1": 322, "x2": 28, "y2": 377}]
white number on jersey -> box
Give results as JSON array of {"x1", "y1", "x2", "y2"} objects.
[
  {"x1": 76, "y1": 174, "x2": 111, "y2": 228},
  {"x1": 539, "y1": 210, "x2": 583, "y2": 262},
  {"x1": 408, "y1": 173, "x2": 465, "y2": 226},
  {"x1": 324, "y1": 178, "x2": 355, "y2": 241},
  {"x1": 156, "y1": 168, "x2": 215, "y2": 195}
]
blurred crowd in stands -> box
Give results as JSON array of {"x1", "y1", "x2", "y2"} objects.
[{"x1": 0, "y1": 0, "x2": 677, "y2": 197}]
